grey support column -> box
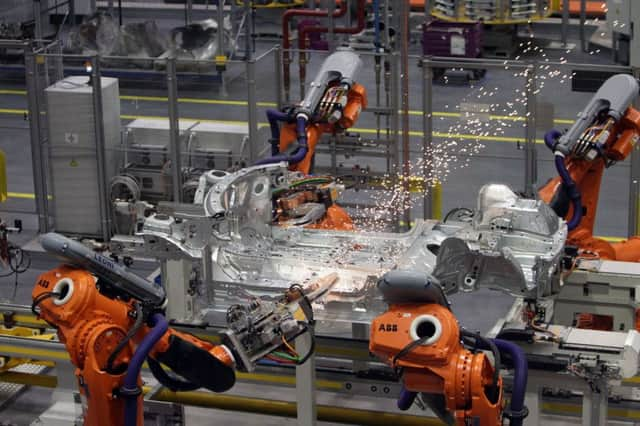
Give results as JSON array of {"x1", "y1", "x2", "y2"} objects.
[
  {"x1": 422, "y1": 57, "x2": 434, "y2": 219},
  {"x1": 246, "y1": 58, "x2": 259, "y2": 164},
  {"x1": 327, "y1": 0, "x2": 335, "y2": 52},
  {"x1": 274, "y1": 46, "x2": 284, "y2": 110},
  {"x1": 581, "y1": 381, "x2": 607, "y2": 426},
  {"x1": 244, "y1": 0, "x2": 252, "y2": 59},
  {"x1": 186, "y1": 0, "x2": 193, "y2": 24},
  {"x1": 580, "y1": 0, "x2": 587, "y2": 52},
  {"x1": 295, "y1": 331, "x2": 317, "y2": 426},
  {"x1": 399, "y1": 0, "x2": 411, "y2": 230},
  {"x1": 524, "y1": 63, "x2": 538, "y2": 197},
  {"x1": 203, "y1": 244, "x2": 215, "y2": 303},
  {"x1": 561, "y1": 0, "x2": 570, "y2": 47},
  {"x1": 217, "y1": 0, "x2": 225, "y2": 61},
  {"x1": 33, "y1": 0, "x2": 43, "y2": 42},
  {"x1": 25, "y1": 49, "x2": 50, "y2": 233},
  {"x1": 390, "y1": 51, "x2": 400, "y2": 230},
  {"x1": 91, "y1": 57, "x2": 112, "y2": 241},
  {"x1": 351, "y1": 323, "x2": 369, "y2": 373},
  {"x1": 167, "y1": 58, "x2": 183, "y2": 203}
]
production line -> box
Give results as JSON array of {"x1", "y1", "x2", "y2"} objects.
[
  {"x1": 2, "y1": 49, "x2": 640, "y2": 425},
  {"x1": 4, "y1": 1, "x2": 640, "y2": 426}
]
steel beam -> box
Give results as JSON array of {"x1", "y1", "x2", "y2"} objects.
[
  {"x1": 561, "y1": 0, "x2": 570, "y2": 47},
  {"x1": 186, "y1": 0, "x2": 193, "y2": 24},
  {"x1": 524, "y1": 63, "x2": 538, "y2": 197},
  {"x1": 166, "y1": 57, "x2": 183, "y2": 203},
  {"x1": 246, "y1": 58, "x2": 259, "y2": 164},
  {"x1": 296, "y1": 331, "x2": 317, "y2": 426},
  {"x1": 25, "y1": 50, "x2": 50, "y2": 233},
  {"x1": 579, "y1": 0, "x2": 587, "y2": 52},
  {"x1": 217, "y1": 0, "x2": 225, "y2": 61},
  {"x1": 274, "y1": 46, "x2": 284, "y2": 109},
  {"x1": 422, "y1": 57, "x2": 434, "y2": 219},
  {"x1": 399, "y1": 0, "x2": 411, "y2": 230},
  {"x1": 90, "y1": 56, "x2": 112, "y2": 241},
  {"x1": 33, "y1": 0, "x2": 43, "y2": 42}
]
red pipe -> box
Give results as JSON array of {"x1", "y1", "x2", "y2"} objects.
[
  {"x1": 298, "y1": 0, "x2": 367, "y2": 97},
  {"x1": 282, "y1": 2, "x2": 347, "y2": 100}
]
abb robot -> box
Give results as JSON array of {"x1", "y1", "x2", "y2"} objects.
[
  {"x1": 540, "y1": 74, "x2": 640, "y2": 261},
  {"x1": 369, "y1": 270, "x2": 528, "y2": 426},
  {"x1": 32, "y1": 233, "x2": 320, "y2": 426},
  {"x1": 256, "y1": 49, "x2": 367, "y2": 231}
]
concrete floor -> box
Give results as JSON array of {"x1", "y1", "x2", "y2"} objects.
[{"x1": 0, "y1": 7, "x2": 636, "y2": 426}]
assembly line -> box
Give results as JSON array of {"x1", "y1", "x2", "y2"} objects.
[{"x1": 3, "y1": 1, "x2": 640, "y2": 426}]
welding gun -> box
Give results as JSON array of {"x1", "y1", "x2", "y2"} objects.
[{"x1": 549, "y1": 74, "x2": 639, "y2": 159}]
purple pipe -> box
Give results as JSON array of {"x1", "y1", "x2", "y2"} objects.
[
  {"x1": 493, "y1": 339, "x2": 528, "y2": 426},
  {"x1": 397, "y1": 386, "x2": 418, "y2": 411},
  {"x1": 266, "y1": 109, "x2": 290, "y2": 156},
  {"x1": 123, "y1": 313, "x2": 168, "y2": 426},
  {"x1": 544, "y1": 129, "x2": 561, "y2": 151},
  {"x1": 255, "y1": 116, "x2": 308, "y2": 166},
  {"x1": 545, "y1": 129, "x2": 583, "y2": 231},
  {"x1": 554, "y1": 154, "x2": 583, "y2": 231}
]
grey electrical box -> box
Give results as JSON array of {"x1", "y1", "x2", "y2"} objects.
[{"x1": 46, "y1": 76, "x2": 121, "y2": 237}]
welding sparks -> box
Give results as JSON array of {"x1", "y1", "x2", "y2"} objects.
[{"x1": 342, "y1": 25, "x2": 608, "y2": 233}]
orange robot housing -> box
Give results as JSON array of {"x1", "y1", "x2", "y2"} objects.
[
  {"x1": 539, "y1": 107, "x2": 640, "y2": 261},
  {"x1": 32, "y1": 266, "x2": 235, "y2": 426},
  {"x1": 370, "y1": 303, "x2": 502, "y2": 425}
]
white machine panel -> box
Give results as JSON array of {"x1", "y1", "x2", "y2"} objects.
[{"x1": 46, "y1": 76, "x2": 121, "y2": 237}]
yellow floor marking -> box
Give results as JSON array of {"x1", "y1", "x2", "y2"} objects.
[{"x1": 0, "y1": 89, "x2": 575, "y2": 124}]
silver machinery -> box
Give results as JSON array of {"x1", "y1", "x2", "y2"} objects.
[
  {"x1": 111, "y1": 163, "x2": 567, "y2": 321},
  {"x1": 110, "y1": 118, "x2": 250, "y2": 235},
  {"x1": 43, "y1": 63, "x2": 640, "y2": 424},
  {"x1": 118, "y1": 118, "x2": 249, "y2": 201},
  {"x1": 107, "y1": 160, "x2": 640, "y2": 424}
]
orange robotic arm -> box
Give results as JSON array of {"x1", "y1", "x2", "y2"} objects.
[
  {"x1": 32, "y1": 265, "x2": 235, "y2": 426},
  {"x1": 370, "y1": 303, "x2": 502, "y2": 425},
  {"x1": 539, "y1": 74, "x2": 640, "y2": 261},
  {"x1": 274, "y1": 83, "x2": 366, "y2": 231},
  {"x1": 539, "y1": 106, "x2": 640, "y2": 261},
  {"x1": 257, "y1": 50, "x2": 367, "y2": 231},
  {"x1": 32, "y1": 232, "x2": 323, "y2": 426},
  {"x1": 369, "y1": 270, "x2": 529, "y2": 426},
  {"x1": 278, "y1": 82, "x2": 367, "y2": 176}
]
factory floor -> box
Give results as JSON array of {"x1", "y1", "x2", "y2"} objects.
[{"x1": 0, "y1": 9, "x2": 636, "y2": 426}]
